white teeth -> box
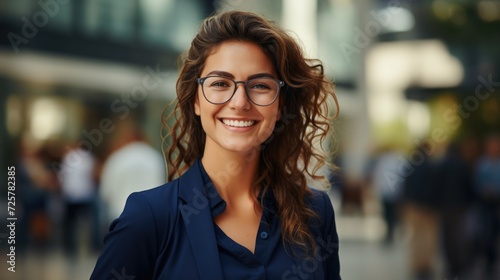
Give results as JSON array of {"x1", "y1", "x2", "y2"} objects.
[{"x1": 222, "y1": 119, "x2": 256, "y2": 127}]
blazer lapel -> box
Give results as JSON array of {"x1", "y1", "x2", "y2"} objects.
[{"x1": 178, "y1": 161, "x2": 224, "y2": 280}]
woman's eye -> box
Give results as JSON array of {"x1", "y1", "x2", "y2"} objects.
[
  {"x1": 210, "y1": 81, "x2": 229, "y2": 87},
  {"x1": 250, "y1": 83, "x2": 272, "y2": 90},
  {"x1": 253, "y1": 84, "x2": 270, "y2": 89}
]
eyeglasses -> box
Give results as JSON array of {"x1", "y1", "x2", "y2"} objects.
[{"x1": 197, "y1": 76, "x2": 285, "y2": 106}]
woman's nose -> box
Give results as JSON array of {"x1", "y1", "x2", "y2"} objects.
[{"x1": 228, "y1": 84, "x2": 251, "y2": 110}]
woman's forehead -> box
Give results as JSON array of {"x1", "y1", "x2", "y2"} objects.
[{"x1": 201, "y1": 41, "x2": 276, "y2": 77}]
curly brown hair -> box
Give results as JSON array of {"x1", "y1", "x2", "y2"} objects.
[{"x1": 162, "y1": 10, "x2": 338, "y2": 255}]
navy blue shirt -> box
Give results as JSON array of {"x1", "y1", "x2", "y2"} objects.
[{"x1": 199, "y1": 162, "x2": 340, "y2": 279}]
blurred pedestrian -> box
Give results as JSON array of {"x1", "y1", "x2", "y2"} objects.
[
  {"x1": 369, "y1": 145, "x2": 404, "y2": 245},
  {"x1": 18, "y1": 135, "x2": 58, "y2": 252},
  {"x1": 474, "y1": 133, "x2": 500, "y2": 277},
  {"x1": 403, "y1": 141, "x2": 443, "y2": 280},
  {"x1": 58, "y1": 144, "x2": 98, "y2": 257},
  {"x1": 438, "y1": 140, "x2": 475, "y2": 279},
  {"x1": 99, "y1": 120, "x2": 165, "y2": 224}
]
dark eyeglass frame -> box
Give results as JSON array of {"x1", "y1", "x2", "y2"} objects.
[{"x1": 197, "y1": 76, "x2": 285, "y2": 106}]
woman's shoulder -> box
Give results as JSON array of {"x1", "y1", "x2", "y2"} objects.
[
  {"x1": 307, "y1": 188, "x2": 334, "y2": 211},
  {"x1": 307, "y1": 189, "x2": 341, "y2": 279},
  {"x1": 122, "y1": 160, "x2": 206, "y2": 221},
  {"x1": 126, "y1": 179, "x2": 181, "y2": 213},
  {"x1": 306, "y1": 188, "x2": 337, "y2": 230},
  {"x1": 107, "y1": 180, "x2": 182, "y2": 244},
  {"x1": 114, "y1": 179, "x2": 181, "y2": 229},
  {"x1": 134, "y1": 179, "x2": 179, "y2": 197}
]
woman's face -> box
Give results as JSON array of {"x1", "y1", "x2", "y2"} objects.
[{"x1": 194, "y1": 41, "x2": 281, "y2": 155}]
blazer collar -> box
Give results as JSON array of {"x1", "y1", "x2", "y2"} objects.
[{"x1": 178, "y1": 159, "x2": 224, "y2": 280}]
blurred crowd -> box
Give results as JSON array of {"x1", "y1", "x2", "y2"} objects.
[
  {"x1": 361, "y1": 133, "x2": 500, "y2": 280},
  {"x1": 15, "y1": 119, "x2": 165, "y2": 259}
]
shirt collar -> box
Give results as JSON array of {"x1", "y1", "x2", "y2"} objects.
[{"x1": 198, "y1": 159, "x2": 226, "y2": 218}]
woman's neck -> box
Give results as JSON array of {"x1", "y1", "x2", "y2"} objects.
[{"x1": 201, "y1": 148, "x2": 260, "y2": 204}]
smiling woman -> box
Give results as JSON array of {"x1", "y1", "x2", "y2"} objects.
[{"x1": 91, "y1": 10, "x2": 341, "y2": 280}]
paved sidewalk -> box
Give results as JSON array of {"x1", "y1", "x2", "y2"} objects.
[{"x1": 336, "y1": 214, "x2": 410, "y2": 280}]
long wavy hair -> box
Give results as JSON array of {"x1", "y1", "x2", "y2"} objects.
[{"x1": 162, "y1": 10, "x2": 338, "y2": 255}]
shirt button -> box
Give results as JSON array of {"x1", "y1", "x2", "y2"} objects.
[{"x1": 260, "y1": 231, "x2": 268, "y2": 239}]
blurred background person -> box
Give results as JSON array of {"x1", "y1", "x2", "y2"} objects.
[
  {"x1": 368, "y1": 145, "x2": 404, "y2": 245},
  {"x1": 99, "y1": 119, "x2": 165, "y2": 225},
  {"x1": 437, "y1": 139, "x2": 476, "y2": 279},
  {"x1": 402, "y1": 141, "x2": 443, "y2": 280},
  {"x1": 17, "y1": 134, "x2": 59, "y2": 253},
  {"x1": 58, "y1": 143, "x2": 98, "y2": 258},
  {"x1": 474, "y1": 133, "x2": 500, "y2": 278}
]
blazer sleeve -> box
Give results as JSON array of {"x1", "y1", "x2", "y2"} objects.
[
  {"x1": 90, "y1": 192, "x2": 158, "y2": 280},
  {"x1": 319, "y1": 191, "x2": 341, "y2": 280}
]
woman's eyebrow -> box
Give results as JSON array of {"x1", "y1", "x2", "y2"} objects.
[
  {"x1": 206, "y1": 70, "x2": 234, "y2": 78},
  {"x1": 247, "y1": 73, "x2": 275, "y2": 79},
  {"x1": 205, "y1": 71, "x2": 275, "y2": 80}
]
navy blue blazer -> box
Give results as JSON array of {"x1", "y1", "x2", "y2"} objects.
[{"x1": 90, "y1": 160, "x2": 341, "y2": 279}]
